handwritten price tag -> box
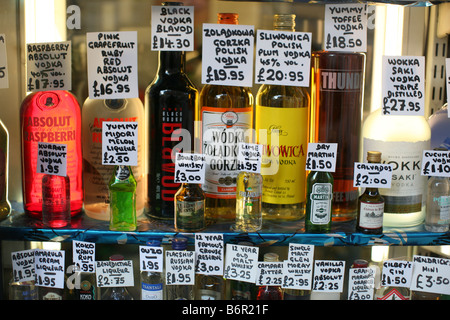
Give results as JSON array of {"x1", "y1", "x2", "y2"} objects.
[
  {"x1": 380, "y1": 260, "x2": 412, "y2": 288},
  {"x1": 411, "y1": 255, "x2": 450, "y2": 295},
  {"x1": 72, "y1": 241, "x2": 95, "y2": 274},
  {"x1": 36, "y1": 142, "x2": 67, "y2": 177},
  {"x1": 256, "y1": 261, "x2": 284, "y2": 286},
  {"x1": 0, "y1": 34, "x2": 8, "y2": 89},
  {"x1": 165, "y1": 250, "x2": 195, "y2": 285},
  {"x1": 237, "y1": 143, "x2": 262, "y2": 173},
  {"x1": 421, "y1": 149, "x2": 450, "y2": 177},
  {"x1": 312, "y1": 260, "x2": 345, "y2": 293},
  {"x1": 34, "y1": 249, "x2": 65, "y2": 289},
  {"x1": 282, "y1": 244, "x2": 314, "y2": 290},
  {"x1": 353, "y1": 162, "x2": 392, "y2": 188},
  {"x1": 139, "y1": 244, "x2": 164, "y2": 273},
  {"x1": 306, "y1": 143, "x2": 338, "y2": 172},
  {"x1": 174, "y1": 152, "x2": 206, "y2": 184},
  {"x1": 195, "y1": 233, "x2": 224, "y2": 276},
  {"x1": 347, "y1": 267, "x2": 376, "y2": 300},
  {"x1": 102, "y1": 121, "x2": 138, "y2": 166},
  {"x1": 96, "y1": 260, "x2": 134, "y2": 287},
  {"x1": 11, "y1": 250, "x2": 35, "y2": 283},
  {"x1": 224, "y1": 243, "x2": 259, "y2": 283}
]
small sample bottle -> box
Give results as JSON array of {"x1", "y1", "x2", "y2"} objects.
[
  {"x1": 108, "y1": 165, "x2": 137, "y2": 231},
  {"x1": 140, "y1": 240, "x2": 164, "y2": 300},
  {"x1": 0, "y1": 118, "x2": 11, "y2": 220},
  {"x1": 195, "y1": 274, "x2": 225, "y2": 300},
  {"x1": 227, "y1": 241, "x2": 256, "y2": 300},
  {"x1": 174, "y1": 183, "x2": 206, "y2": 232},
  {"x1": 356, "y1": 151, "x2": 385, "y2": 234},
  {"x1": 101, "y1": 254, "x2": 134, "y2": 300},
  {"x1": 256, "y1": 253, "x2": 283, "y2": 300},
  {"x1": 234, "y1": 171, "x2": 263, "y2": 232},
  {"x1": 9, "y1": 280, "x2": 38, "y2": 300},
  {"x1": 305, "y1": 170, "x2": 334, "y2": 233},
  {"x1": 42, "y1": 174, "x2": 71, "y2": 228},
  {"x1": 166, "y1": 237, "x2": 194, "y2": 300}
]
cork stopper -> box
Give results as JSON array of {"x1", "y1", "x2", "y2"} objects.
[
  {"x1": 218, "y1": 13, "x2": 239, "y2": 25},
  {"x1": 366, "y1": 151, "x2": 381, "y2": 163},
  {"x1": 263, "y1": 252, "x2": 279, "y2": 262},
  {"x1": 273, "y1": 14, "x2": 296, "y2": 31}
]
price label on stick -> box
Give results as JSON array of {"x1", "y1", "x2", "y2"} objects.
[
  {"x1": 237, "y1": 143, "x2": 262, "y2": 173},
  {"x1": 282, "y1": 244, "x2": 314, "y2": 290},
  {"x1": 255, "y1": 30, "x2": 311, "y2": 87},
  {"x1": 151, "y1": 5, "x2": 194, "y2": 51},
  {"x1": 34, "y1": 249, "x2": 65, "y2": 289},
  {"x1": 96, "y1": 260, "x2": 134, "y2": 288},
  {"x1": 382, "y1": 56, "x2": 425, "y2": 116},
  {"x1": 195, "y1": 233, "x2": 224, "y2": 276},
  {"x1": 72, "y1": 241, "x2": 96, "y2": 274},
  {"x1": 411, "y1": 255, "x2": 450, "y2": 296},
  {"x1": 86, "y1": 31, "x2": 138, "y2": 99},
  {"x1": 165, "y1": 250, "x2": 195, "y2": 285},
  {"x1": 0, "y1": 34, "x2": 9, "y2": 89},
  {"x1": 353, "y1": 162, "x2": 392, "y2": 188},
  {"x1": 26, "y1": 41, "x2": 71, "y2": 92},
  {"x1": 324, "y1": 4, "x2": 367, "y2": 52},
  {"x1": 174, "y1": 152, "x2": 206, "y2": 184},
  {"x1": 102, "y1": 121, "x2": 138, "y2": 166},
  {"x1": 305, "y1": 143, "x2": 338, "y2": 172},
  {"x1": 224, "y1": 243, "x2": 259, "y2": 283},
  {"x1": 380, "y1": 260, "x2": 413, "y2": 288},
  {"x1": 11, "y1": 250, "x2": 35, "y2": 283},
  {"x1": 139, "y1": 245, "x2": 164, "y2": 273},
  {"x1": 312, "y1": 260, "x2": 345, "y2": 293},
  {"x1": 421, "y1": 149, "x2": 450, "y2": 177},
  {"x1": 256, "y1": 261, "x2": 284, "y2": 286},
  {"x1": 36, "y1": 142, "x2": 67, "y2": 177}
]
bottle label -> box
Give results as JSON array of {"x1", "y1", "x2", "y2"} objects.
[
  {"x1": 359, "y1": 201, "x2": 384, "y2": 229},
  {"x1": 436, "y1": 195, "x2": 450, "y2": 222},
  {"x1": 141, "y1": 282, "x2": 163, "y2": 300},
  {"x1": 256, "y1": 106, "x2": 307, "y2": 204},
  {"x1": 363, "y1": 138, "x2": 428, "y2": 213},
  {"x1": 310, "y1": 183, "x2": 332, "y2": 224},
  {"x1": 201, "y1": 106, "x2": 252, "y2": 198},
  {"x1": 176, "y1": 199, "x2": 204, "y2": 217}
]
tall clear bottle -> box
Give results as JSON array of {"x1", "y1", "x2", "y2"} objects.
[
  {"x1": 141, "y1": 240, "x2": 164, "y2": 300},
  {"x1": 234, "y1": 170, "x2": 263, "y2": 232},
  {"x1": 198, "y1": 13, "x2": 254, "y2": 221},
  {"x1": 20, "y1": 91, "x2": 83, "y2": 219},
  {"x1": 81, "y1": 98, "x2": 146, "y2": 221},
  {"x1": 146, "y1": 1, "x2": 198, "y2": 220},
  {"x1": 0, "y1": 119, "x2": 11, "y2": 220},
  {"x1": 255, "y1": 14, "x2": 309, "y2": 221},
  {"x1": 362, "y1": 108, "x2": 430, "y2": 227}
]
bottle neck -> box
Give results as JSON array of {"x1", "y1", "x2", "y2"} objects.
[{"x1": 157, "y1": 51, "x2": 186, "y2": 75}]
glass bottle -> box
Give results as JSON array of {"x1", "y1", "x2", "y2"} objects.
[
  {"x1": 42, "y1": 174, "x2": 71, "y2": 228},
  {"x1": 256, "y1": 253, "x2": 283, "y2": 300},
  {"x1": 101, "y1": 255, "x2": 134, "y2": 300},
  {"x1": 9, "y1": 280, "x2": 38, "y2": 300},
  {"x1": 141, "y1": 240, "x2": 164, "y2": 300},
  {"x1": 283, "y1": 289, "x2": 310, "y2": 300},
  {"x1": 198, "y1": 13, "x2": 254, "y2": 221},
  {"x1": 146, "y1": 1, "x2": 198, "y2": 220},
  {"x1": 227, "y1": 241, "x2": 256, "y2": 300},
  {"x1": 195, "y1": 274, "x2": 225, "y2": 300},
  {"x1": 108, "y1": 165, "x2": 137, "y2": 231},
  {"x1": 311, "y1": 51, "x2": 366, "y2": 222},
  {"x1": 166, "y1": 237, "x2": 194, "y2": 300},
  {"x1": 81, "y1": 98, "x2": 146, "y2": 221},
  {"x1": 255, "y1": 14, "x2": 309, "y2": 222},
  {"x1": 375, "y1": 257, "x2": 410, "y2": 301},
  {"x1": 305, "y1": 171, "x2": 334, "y2": 233},
  {"x1": 0, "y1": 118, "x2": 10, "y2": 220},
  {"x1": 356, "y1": 151, "x2": 385, "y2": 234},
  {"x1": 428, "y1": 103, "x2": 450, "y2": 150},
  {"x1": 74, "y1": 272, "x2": 97, "y2": 300},
  {"x1": 234, "y1": 171, "x2": 263, "y2": 232},
  {"x1": 362, "y1": 108, "x2": 430, "y2": 227},
  {"x1": 20, "y1": 90, "x2": 83, "y2": 219},
  {"x1": 425, "y1": 148, "x2": 450, "y2": 232},
  {"x1": 174, "y1": 183, "x2": 206, "y2": 232}
]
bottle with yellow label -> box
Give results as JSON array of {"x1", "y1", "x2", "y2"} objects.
[{"x1": 255, "y1": 14, "x2": 310, "y2": 221}]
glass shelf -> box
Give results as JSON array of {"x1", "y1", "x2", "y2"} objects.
[{"x1": 0, "y1": 202, "x2": 449, "y2": 247}]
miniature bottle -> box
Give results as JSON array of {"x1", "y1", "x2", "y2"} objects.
[
  {"x1": 356, "y1": 151, "x2": 385, "y2": 234},
  {"x1": 140, "y1": 240, "x2": 164, "y2": 300},
  {"x1": 174, "y1": 183, "x2": 206, "y2": 232},
  {"x1": 234, "y1": 171, "x2": 263, "y2": 232},
  {"x1": 256, "y1": 253, "x2": 283, "y2": 300},
  {"x1": 20, "y1": 90, "x2": 83, "y2": 219},
  {"x1": 9, "y1": 280, "x2": 38, "y2": 300},
  {"x1": 305, "y1": 170, "x2": 334, "y2": 233},
  {"x1": 81, "y1": 98, "x2": 146, "y2": 221},
  {"x1": 195, "y1": 274, "x2": 225, "y2": 300},
  {"x1": 101, "y1": 255, "x2": 134, "y2": 300},
  {"x1": 108, "y1": 165, "x2": 137, "y2": 231},
  {"x1": 227, "y1": 241, "x2": 256, "y2": 300},
  {"x1": 166, "y1": 237, "x2": 194, "y2": 300},
  {"x1": 0, "y1": 118, "x2": 10, "y2": 220},
  {"x1": 428, "y1": 103, "x2": 450, "y2": 150},
  {"x1": 42, "y1": 174, "x2": 71, "y2": 228}
]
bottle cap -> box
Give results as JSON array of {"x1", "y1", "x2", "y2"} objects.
[
  {"x1": 146, "y1": 239, "x2": 161, "y2": 247},
  {"x1": 172, "y1": 237, "x2": 188, "y2": 250},
  {"x1": 367, "y1": 151, "x2": 381, "y2": 163},
  {"x1": 273, "y1": 14, "x2": 295, "y2": 30},
  {"x1": 109, "y1": 254, "x2": 124, "y2": 261},
  {"x1": 352, "y1": 259, "x2": 368, "y2": 268},
  {"x1": 263, "y1": 252, "x2": 279, "y2": 262},
  {"x1": 218, "y1": 13, "x2": 238, "y2": 24},
  {"x1": 162, "y1": 2, "x2": 182, "y2": 6}
]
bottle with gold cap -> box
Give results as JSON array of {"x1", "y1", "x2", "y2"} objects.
[{"x1": 356, "y1": 151, "x2": 385, "y2": 234}]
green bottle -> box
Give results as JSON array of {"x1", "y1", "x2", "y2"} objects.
[
  {"x1": 108, "y1": 165, "x2": 137, "y2": 231},
  {"x1": 305, "y1": 171, "x2": 333, "y2": 233}
]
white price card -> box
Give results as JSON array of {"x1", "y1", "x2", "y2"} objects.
[
  {"x1": 201, "y1": 24, "x2": 254, "y2": 87},
  {"x1": 305, "y1": 143, "x2": 338, "y2": 172},
  {"x1": 101, "y1": 121, "x2": 138, "y2": 166},
  {"x1": 324, "y1": 4, "x2": 367, "y2": 52},
  {"x1": 165, "y1": 250, "x2": 195, "y2": 285},
  {"x1": 224, "y1": 243, "x2": 259, "y2": 283},
  {"x1": 195, "y1": 233, "x2": 224, "y2": 276},
  {"x1": 86, "y1": 31, "x2": 138, "y2": 99},
  {"x1": 347, "y1": 267, "x2": 376, "y2": 300},
  {"x1": 255, "y1": 30, "x2": 311, "y2": 87},
  {"x1": 36, "y1": 142, "x2": 67, "y2": 177},
  {"x1": 382, "y1": 56, "x2": 425, "y2": 116},
  {"x1": 151, "y1": 5, "x2": 194, "y2": 51},
  {"x1": 421, "y1": 149, "x2": 450, "y2": 177},
  {"x1": 34, "y1": 249, "x2": 65, "y2": 289},
  {"x1": 11, "y1": 250, "x2": 35, "y2": 283},
  {"x1": 312, "y1": 260, "x2": 345, "y2": 293},
  {"x1": 0, "y1": 34, "x2": 8, "y2": 89},
  {"x1": 174, "y1": 152, "x2": 206, "y2": 184},
  {"x1": 96, "y1": 260, "x2": 134, "y2": 287},
  {"x1": 256, "y1": 261, "x2": 284, "y2": 286},
  {"x1": 26, "y1": 41, "x2": 71, "y2": 92},
  {"x1": 72, "y1": 241, "x2": 96, "y2": 273},
  {"x1": 139, "y1": 244, "x2": 164, "y2": 273},
  {"x1": 237, "y1": 142, "x2": 262, "y2": 173},
  {"x1": 282, "y1": 244, "x2": 314, "y2": 290},
  {"x1": 353, "y1": 162, "x2": 393, "y2": 188},
  {"x1": 380, "y1": 260, "x2": 413, "y2": 288},
  {"x1": 410, "y1": 255, "x2": 450, "y2": 296}
]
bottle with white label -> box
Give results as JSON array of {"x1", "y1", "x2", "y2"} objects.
[
  {"x1": 140, "y1": 240, "x2": 164, "y2": 300},
  {"x1": 362, "y1": 108, "x2": 430, "y2": 227},
  {"x1": 305, "y1": 171, "x2": 334, "y2": 233}
]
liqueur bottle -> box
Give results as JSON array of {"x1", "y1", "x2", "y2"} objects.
[
  {"x1": 234, "y1": 170, "x2": 263, "y2": 232},
  {"x1": 0, "y1": 119, "x2": 11, "y2": 220},
  {"x1": 146, "y1": 1, "x2": 198, "y2": 220},
  {"x1": 362, "y1": 108, "x2": 430, "y2": 227},
  {"x1": 42, "y1": 174, "x2": 71, "y2": 228},
  {"x1": 356, "y1": 151, "x2": 385, "y2": 234},
  {"x1": 20, "y1": 91, "x2": 83, "y2": 219},
  {"x1": 101, "y1": 255, "x2": 134, "y2": 300},
  {"x1": 140, "y1": 240, "x2": 164, "y2": 300},
  {"x1": 81, "y1": 98, "x2": 146, "y2": 221},
  {"x1": 256, "y1": 253, "x2": 283, "y2": 300},
  {"x1": 198, "y1": 13, "x2": 254, "y2": 221},
  {"x1": 255, "y1": 14, "x2": 309, "y2": 222},
  {"x1": 310, "y1": 51, "x2": 366, "y2": 222},
  {"x1": 108, "y1": 165, "x2": 137, "y2": 231},
  {"x1": 166, "y1": 237, "x2": 194, "y2": 300},
  {"x1": 305, "y1": 170, "x2": 333, "y2": 233},
  {"x1": 174, "y1": 183, "x2": 206, "y2": 232}
]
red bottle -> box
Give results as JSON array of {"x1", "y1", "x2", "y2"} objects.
[
  {"x1": 20, "y1": 91, "x2": 83, "y2": 219},
  {"x1": 256, "y1": 253, "x2": 283, "y2": 300}
]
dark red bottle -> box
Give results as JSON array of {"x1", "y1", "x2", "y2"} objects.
[
  {"x1": 256, "y1": 253, "x2": 283, "y2": 300},
  {"x1": 20, "y1": 91, "x2": 83, "y2": 219}
]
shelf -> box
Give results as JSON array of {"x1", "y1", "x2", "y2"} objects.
[{"x1": 0, "y1": 202, "x2": 449, "y2": 247}]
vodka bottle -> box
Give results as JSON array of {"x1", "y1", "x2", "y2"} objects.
[
  {"x1": 166, "y1": 237, "x2": 194, "y2": 300},
  {"x1": 234, "y1": 171, "x2": 263, "y2": 232},
  {"x1": 140, "y1": 240, "x2": 164, "y2": 300}
]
